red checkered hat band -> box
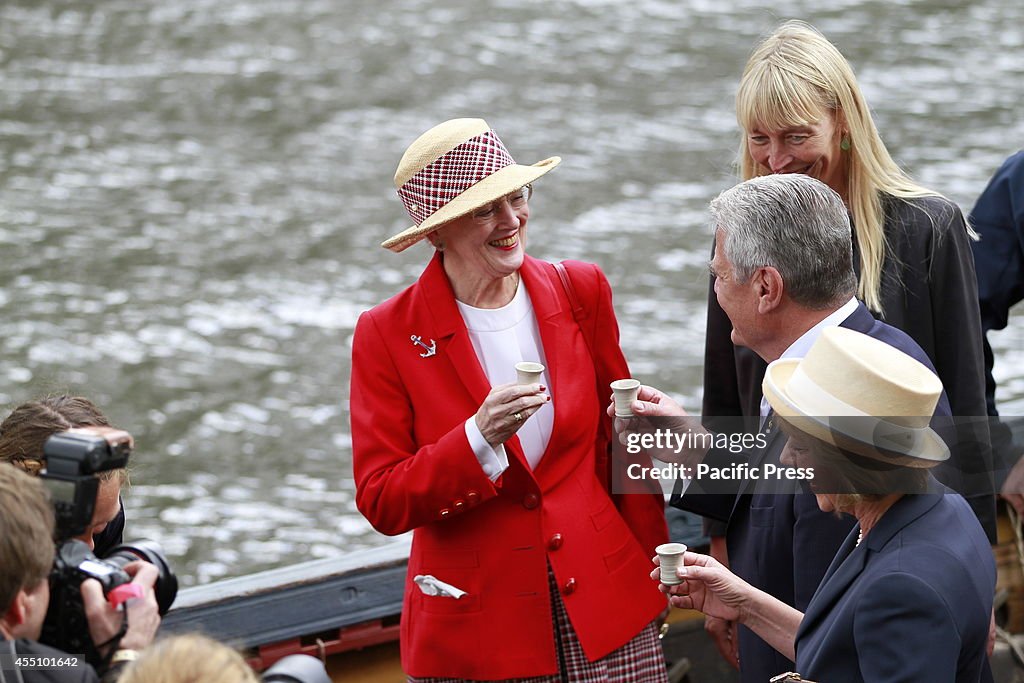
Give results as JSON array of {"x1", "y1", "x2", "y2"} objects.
[{"x1": 397, "y1": 130, "x2": 515, "y2": 225}]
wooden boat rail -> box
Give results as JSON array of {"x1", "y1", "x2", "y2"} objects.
[{"x1": 161, "y1": 538, "x2": 411, "y2": 669}]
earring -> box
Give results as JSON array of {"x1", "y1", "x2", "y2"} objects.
[
  {"x1": 840, "y1": 136, "x2": 851, "y2": 151},
  {"x1": 435, "y1": 240, "x2": 445, "y2": 252}
]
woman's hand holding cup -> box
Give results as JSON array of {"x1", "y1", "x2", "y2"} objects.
[
  {"x1": 475, "y1": 382, "x2": 550, "y2": 447},
  {"x1": 649, "y1": 551, "x2": 746, "y2": 623}
]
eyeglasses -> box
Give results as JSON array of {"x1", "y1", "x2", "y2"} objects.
[{"x1": 472, "y1": 185, "x2": 532, "y2": 220}]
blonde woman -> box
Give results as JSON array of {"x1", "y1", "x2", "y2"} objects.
[
  {"x1": 706, "y1": 20, "x2": 987, "y2": 451},
  {"x1": 697, "y1": 19, "x2": 993, "y2": 680},
  {"x1": 702, "y1": 20, "x2": 992, "y2": 527}
]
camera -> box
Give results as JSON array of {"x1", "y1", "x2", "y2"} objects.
[
  {"x1": 41, "y1": 429, "x2": 130, "y2": 541},
  {"x1": 38, "y1": 430, "x2": 178, "y2": 669}
]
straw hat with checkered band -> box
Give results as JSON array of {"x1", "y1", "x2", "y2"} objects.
[
  {"x1": 762, "y1": 326, "x2": 949, "y2": 468},
  {"x1": 383, "y1": 118, "x2": 561, "y2": 253}
]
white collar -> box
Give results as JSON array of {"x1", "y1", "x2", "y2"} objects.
[
  {"x1": 759, "y1": 297, "x2": 859, "y2": 417},
  {"x1": 777, "y1": 297, "x2": 859, "y2": 363}
]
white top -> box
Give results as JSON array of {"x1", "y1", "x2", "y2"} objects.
[
  {"x1": 457, "y1": 280, "x2": 554, "y2": 476},
  {"x1": 758, "y1": 297, "x2": 860, "y2": 417}
]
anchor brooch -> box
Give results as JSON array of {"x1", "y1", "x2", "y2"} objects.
[{"x1": 410, "y1": 335, "x2": 436, "y2": 358}]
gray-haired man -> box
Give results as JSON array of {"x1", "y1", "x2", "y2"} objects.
[{"x1": 621, "y1": 174, "x2": 963, "y2": 683}]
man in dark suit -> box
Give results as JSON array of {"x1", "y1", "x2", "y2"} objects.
[{"x1": 623, "y1": 174, "x2": 956, "y2": 683}]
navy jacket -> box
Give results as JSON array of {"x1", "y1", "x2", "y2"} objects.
[
  {"x1": 675, "y1": 302, "x2": 952, "y2": 683},
  {"x1": 970, "y1": 150, "x2": 1024, "y2": 470},
  {"x1": 796, "y1": 487, "x2": 995, "y2": 682}
]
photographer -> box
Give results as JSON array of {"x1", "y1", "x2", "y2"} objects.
[
  {"x1": 0, "y1": 397, "x2": 126, "y2": 555},
  {"x1": 0, "y1": 463, "x2": 160, "y2": 683}
]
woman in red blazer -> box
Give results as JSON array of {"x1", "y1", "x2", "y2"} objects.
[{"x1": 350, "y1": 118, "x2": 669, "y2": 681}]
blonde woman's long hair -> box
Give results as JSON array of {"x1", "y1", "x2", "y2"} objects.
[
  {"x1": 735, "y1": 20, "x2": 956, "y2": 313},
  {"x1": 116, "y1": 633, "x2": 260, "y2": 683}
]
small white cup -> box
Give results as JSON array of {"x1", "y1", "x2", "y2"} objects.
[
  {"x1": 655, "y1": 543, "x2": 687, "y2": 585},
  {"x1": 515, "y1": 361, "x2": 545, "y2": 385},
  {"x1": 610, "y1": 378, "x2": 641, "y2": 417}
]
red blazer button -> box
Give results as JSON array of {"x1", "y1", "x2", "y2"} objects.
[
  {"x1": 547, "y1": 533, "x2": 563, "y2": 551},
  {"x1": 562, "y1": 578, "x2": 577, "y2": 595},
  {"x1": 439, "y1": 508, "x2": 451, "y2": 518},
  {"x1": 522, "y1": 493, "x2": 539, "y2": 510},
  {"x1": 453, "y1": 499, "x2": 466, "y2": 512},
  {"x1": 466, "y1": 491, "x2": 480, "y2": 505}
]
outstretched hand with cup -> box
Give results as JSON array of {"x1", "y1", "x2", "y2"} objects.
[
  {"x1": 608, "y1": 383, "x2": 709, "y2": 466},
  {"x1": 651, "y1": 551, "x2": 743, "y2": 622},
  {"x1": 475, "y1": 382, "x2": 550, "y2": 448},
  {"x1": 620, "y1": 384, "x2": 687, "y2": 418},
  {"x1": 650, "y1": 548, "x2": 802, "y2": 662}
]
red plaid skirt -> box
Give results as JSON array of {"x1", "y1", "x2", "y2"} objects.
[{"x1": 408, "y1": 569, "x2": 667, "y2": 682}]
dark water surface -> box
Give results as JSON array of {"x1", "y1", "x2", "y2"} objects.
[{"x1": 1, "y1": 0, "x2": 1022, "y2": 585}]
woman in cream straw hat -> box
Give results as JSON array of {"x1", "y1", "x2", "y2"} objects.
[
  {"x1": 350, "y1": 119, "x2": 669, "y2": 681},
  {"x1": 660, "y1": 326, "x2": 995, "y2": 683}
]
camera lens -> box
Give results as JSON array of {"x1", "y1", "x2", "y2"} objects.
[{"x1": 103, "y1": 540, "x2": 179, "y2": 614}]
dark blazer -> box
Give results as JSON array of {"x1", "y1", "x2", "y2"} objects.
[
  {"x1": 796, "y1": 487, "x2": 995, "y2": 682},
  {"x1": 970, "y1": 150, "x2": 1024, "y2": 470},
  {"x1": 676, "y1": 302, "x2": 953, "y2": 683},
  {"x1": 703, "y1": 194, "x2": 995, "y2": 541}
]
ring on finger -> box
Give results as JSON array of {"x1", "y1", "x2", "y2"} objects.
[{"x1": 512, "y1": 411, "x2": 524, "y2": 422}]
